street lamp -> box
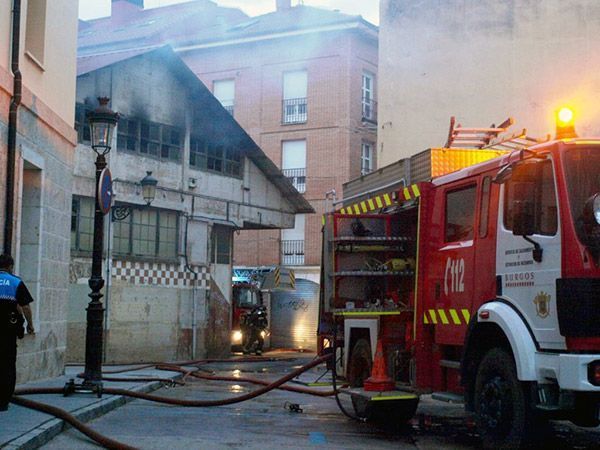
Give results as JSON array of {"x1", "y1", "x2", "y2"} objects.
[
  {"x1": 111, "y1": 171, "x2": 158, "y2": 221},
  {"x1": 81, "y1": 97, "x2": 119, "y2": 393}
]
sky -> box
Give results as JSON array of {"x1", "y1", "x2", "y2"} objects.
[{"x1": 78, "y1": 0, "x2": 379, "y2": 25}]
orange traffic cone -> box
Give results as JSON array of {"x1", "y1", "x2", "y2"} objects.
[{"x1": 363, "y1": 338, "x2": 395, "y2": 391}]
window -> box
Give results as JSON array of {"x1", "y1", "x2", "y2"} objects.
[
  {"x1": 479, "y1": 176, "x2": 492, "y2": 238},
  {"x1": 74, "y1": 103, "x2": 92, "y2": 144},
  {"x1": 25, "y1": 0, "x2": 47, "y2": 66},
  {"x1": 213, "y1": 79, "x2": 235, "y2": 115},
  {"x1": 282, "y1": 140, "x2": 306, "y2": 193},
  {"x1": 281, "y1": 214, "x2": 305, "y2": 265},
  {"x1": 113, "y1": 207, "x2": 178, "y2": 259},
  {"x1": 71, "y1": 197, "x2": 95, "y2": 253},
  {"x1": 211, "y1": 225, "x2": 232, "y2": 264},
  {"x1": 189, "y1": 136, "x2": 242, "y2": 177},
  {"x1": 445, "y1": 185, "x2": 477, "y2": 242},
  {"x1": 504, "y1": 160, "x2": 558, "y2": 236},
  {"x1": 361, "y1": 142, "x2": 373, "y2": 175},
  {"x1": 282, "y1": 70, "x2": 307, "y2": 124},
  {"x1": 362, "y1": 72, "x2": 375, "y2": 120},
  {"x1": 117, "y1": 116, "x2": 182, "y2": 162}
]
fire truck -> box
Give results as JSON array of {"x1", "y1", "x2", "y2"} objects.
[
  {"x1": 319, "y1": 111, "x2": 600, "y2": 447},
  {"x1": 231, "y1": 266, "x2": 295, "y2": 351}
]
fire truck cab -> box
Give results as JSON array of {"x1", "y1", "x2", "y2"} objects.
[{"x1": 320, "y1": 121, "x2": 600, "y2": 447}]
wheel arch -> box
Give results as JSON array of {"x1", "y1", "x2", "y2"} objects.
[{"x1": 462, "y1": 300, "x2": 538, "y2": 411}]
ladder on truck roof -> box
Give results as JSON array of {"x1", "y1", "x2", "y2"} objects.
[{"x1": 446, "y1": 116, "x2": 550, "y2": 150}]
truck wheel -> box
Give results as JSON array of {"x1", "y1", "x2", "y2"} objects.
[
  {"x1": 474, "y1": 348, "x2": 538, "y2": 449},
  {"x1": 348, "y1": 339, "x2": 372, "y2": 388}
]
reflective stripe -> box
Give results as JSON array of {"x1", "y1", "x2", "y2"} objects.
[
  {"x1": 375, "y1": 196, "x2": 383, "y2": 208},
  {"x1": 383, "y1": 194, "x2": 392, "y2": 206},
  {"x1": 437, "y1": 309, "x2": 449, "y2": 325},
  {"x1": 367, "y1": 199, "x2": 375, "y2": 210},
  {"x1": 353, "y1": 204, "x2": 360, "y2": 214},
  {"x1": 412, "y1": 184, "x2": 421, "y2": 197},
  {"x1": 423, "y1": 314, "x2": 430, "y2": 324},
  {"x1": 428, "y1": 309, "x2": 438, "y2": 324},
  {"x1": 403, "y1": 187, "x2": 411, "y2": 200},
  {"x1": 449, "y1": 309, "x2": 461, "y2": 325},
  {"x1": 462, "y1": 309, "x2": 471, "y2": 324},
  {"x1": 360, "y1": 202, "x2": 368, "y2": 213}
]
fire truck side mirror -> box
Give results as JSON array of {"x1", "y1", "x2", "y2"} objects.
[{"x1": 511, "y1": 182, "x2": 536, "y2": 236}]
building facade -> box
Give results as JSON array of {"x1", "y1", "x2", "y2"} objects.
[
  {"x1": 180, "y1": 1, "x2": 378, "y2": 283},
  {"x1": 0, "y1": 0, "x2": 78, "y2": 382},
  {"x1": 69, "y1": 47, "x2": 310, "y2": 362},
  {"x1": 77, "y1": 0, "x2": 377, "y2": 351},
  {"x1": 378, "y1": 0, "x2": 600, "y2": 165}
]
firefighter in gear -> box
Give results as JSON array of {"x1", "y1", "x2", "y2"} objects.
[
  {"x1": 241, "y1": 305, "x2": 268, "y2": 355},
  {"x1": 0, "y1": 254, "x2": 34, "y2": 412}
]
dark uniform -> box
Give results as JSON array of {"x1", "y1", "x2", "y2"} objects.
[{"x1": 0, "y1": 271, "x2": 34, "y2": 410}]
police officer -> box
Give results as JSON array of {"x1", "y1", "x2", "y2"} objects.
[{"x1": 0, "y1": 254, "x2": 34, "y2": 412}]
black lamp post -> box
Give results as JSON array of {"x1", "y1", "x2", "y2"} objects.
[{"x1": 82, "y1": 97, "x2": 119, "y2": 391}]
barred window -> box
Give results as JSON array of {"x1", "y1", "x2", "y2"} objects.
[
  {"x1": 114, "y1": 207, "x2": 179, "y2": 259},
  {"x1": 190, "y1": 135, "x2": 241, "y2": 178},
  {"x1": 71, "y1": 196, "x2": 95, "y2": 253}
]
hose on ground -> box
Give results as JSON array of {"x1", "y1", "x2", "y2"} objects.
[
  {"x1": 10, "y1": 395, "x2": 137, "y2": 450},
  {"x1": 154, "y1": 364, "x2": 337, "y2": 397},
  {"x1": 331, "y1": 327, "x2": 367, "y2": 422},
  {"x1": 15, "y1": 354, "x2": 332, "y2": 407}
]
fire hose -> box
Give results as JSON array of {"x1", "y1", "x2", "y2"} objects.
[{"x1": 12, "y1": 353, "x2": 333, "y2": 448}]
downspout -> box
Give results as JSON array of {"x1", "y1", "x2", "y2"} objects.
[{"x1": 6, "y1": 0, "x2": 22, "y2": 255}]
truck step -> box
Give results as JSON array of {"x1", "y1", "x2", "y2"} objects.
[
  {"x1": 439, "y1": 359, "x2": 461, "y2": 370},
  {"x1": 431, "y1": 392, "x2": 464, "y2": 404}
]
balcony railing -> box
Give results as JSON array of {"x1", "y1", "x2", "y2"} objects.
[
  {"x1": 223, "y1": 104, "x2": 234, "y2": 116},
  {"x1": 281, "y1": 239, "x2": 304, "y2": 265},
  {"x1": 282, "y1": 167, "x2": 306, "y2": 193},
  {"x1": 362, "y1": 97, "x2": 377, "y2": 124},
  {"x1": 282, "y1": 98, "x2": 307, "y2": 124}
]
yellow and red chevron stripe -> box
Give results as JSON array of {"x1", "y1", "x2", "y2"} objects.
[
  {"x1": 423, "y1": 308, "x2": 471, "y2": 325},
  {"x1": 338, "y1": 184, "x2": 421, "y2": 215}
]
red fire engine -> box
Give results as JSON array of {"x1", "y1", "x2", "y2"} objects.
[{"x1": 319, "y1": 111, "x2": 600, "y2": 447}]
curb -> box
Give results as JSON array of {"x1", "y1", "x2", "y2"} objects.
[{"x1": 3, "y1": 377, "x2": 178, "y2": 449}]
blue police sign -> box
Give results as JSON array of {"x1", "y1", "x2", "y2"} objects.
[{"x1": 97, "y1": 168, "x2": 113, "y2": 215}]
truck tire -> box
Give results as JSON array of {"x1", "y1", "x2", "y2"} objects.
[
  {"x1": 474, "y1": 348, "x2": 540, "y2": 449},
  {"x1": 348, "y1": 339, "x2": 372, "y2": 388}
]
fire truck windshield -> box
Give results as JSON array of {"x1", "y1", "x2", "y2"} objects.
[
  {"x1": 564, "y1": 147, "x2": 600, "y2": 246},
  {"x1": 233, "y1": 286, "x2": 259, "y2": 308}
]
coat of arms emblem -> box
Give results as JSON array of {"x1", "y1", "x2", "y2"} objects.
[{"x1": 534, "y1": 291, "x2": 551, "y2": 318}]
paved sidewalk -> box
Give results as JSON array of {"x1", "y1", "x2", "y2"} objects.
[{"x1": 0, "y1": 365, "x2": 181, "y2": 449}]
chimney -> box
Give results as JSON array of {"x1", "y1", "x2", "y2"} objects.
[{"x1": 276, "y1": 0, "x2": 292, "y2": 11}]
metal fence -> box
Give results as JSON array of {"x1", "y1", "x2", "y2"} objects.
[
  {"x1": 282, "y1": 98, "x2": 307, "y2": 124},
  {"x1": 281, "y1": 239, "x2": 305, "y2": 265},
  {"x1": 282, "y1": 167, "x2": 306, "y2": 193}
]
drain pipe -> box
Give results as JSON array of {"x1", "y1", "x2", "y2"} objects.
[{"x1": 5, "y1": 0, "x2": 22, "y2": 254}]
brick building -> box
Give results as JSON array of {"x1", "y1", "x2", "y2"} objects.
[{"x1": 180, "y1": 0, "x2": 379, "y2": 281}]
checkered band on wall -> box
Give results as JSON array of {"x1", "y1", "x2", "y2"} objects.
[{"x1": 111, "y1": 260, "x2": 209, "y2": 289}]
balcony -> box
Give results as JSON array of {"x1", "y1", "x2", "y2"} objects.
[
  {"x1": 282, "y1": 98, "x2": 307, "y2": 124},
  {"x1": 282, "y1": 167, "x2": 306, "y2": 193},
  {"x1": 281, "y1": 239, "x2": 304, "y2": 265},
  {"x1": 362, "y1": 97, "x2": 377, "y2": 124}
]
